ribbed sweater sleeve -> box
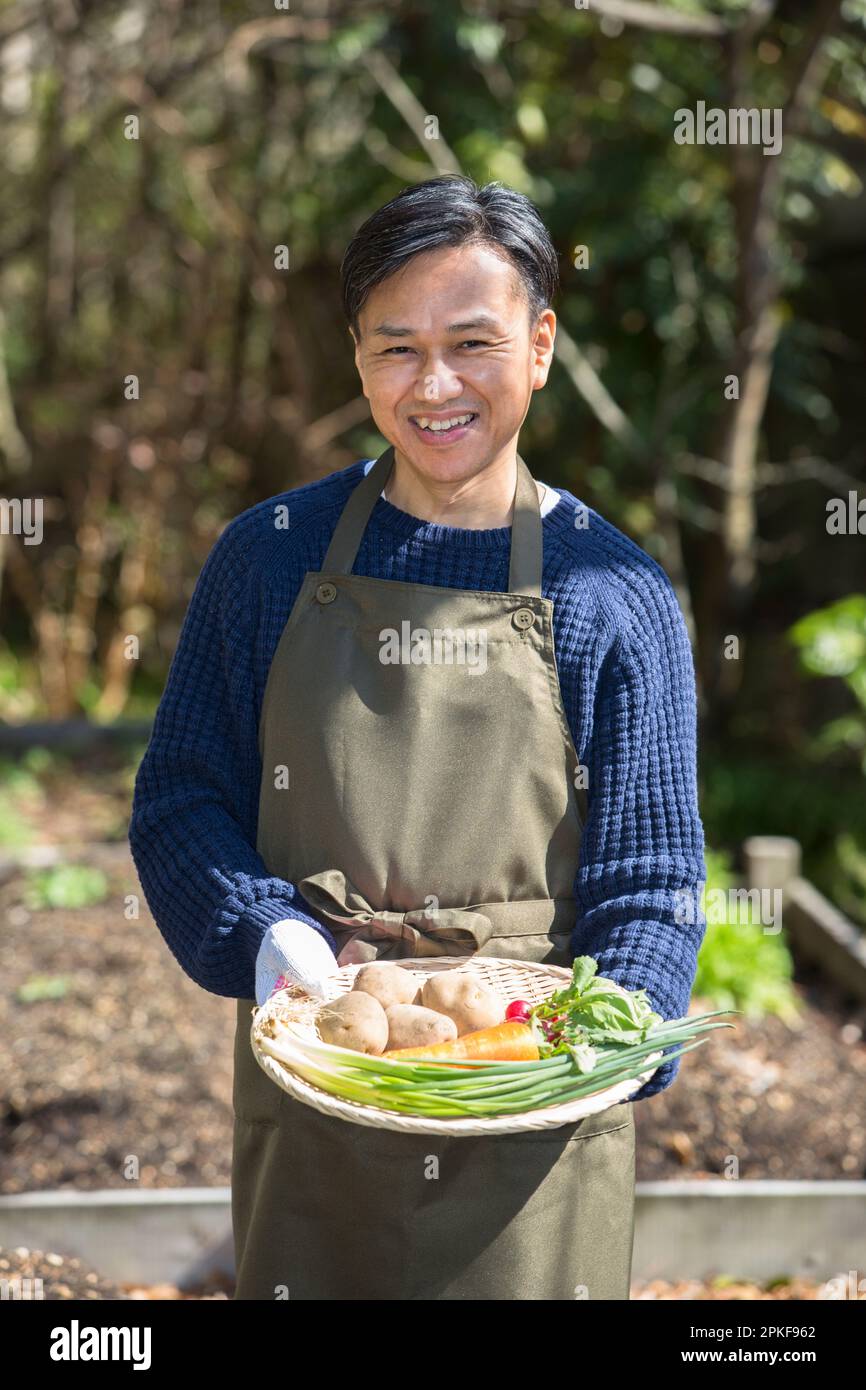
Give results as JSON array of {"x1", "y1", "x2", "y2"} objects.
[
  {"x1": 570, "y1": 563, "x2": 707, "y2": 1101},
  {"x1": 127, "y1": 515, "x2": 337, "y2": 1000}
]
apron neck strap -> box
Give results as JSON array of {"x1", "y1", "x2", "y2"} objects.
[{"x1": 322, "y1": 446, "x2": 543, "y2": 597}]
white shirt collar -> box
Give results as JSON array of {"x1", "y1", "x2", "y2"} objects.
[{"x1": 362, "y1": 457, "x2": 559, "y2": 517}]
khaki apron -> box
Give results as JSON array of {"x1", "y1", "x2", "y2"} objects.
[{"x1": 231, "y1": 446, "x2": 636, "y2": 1300}]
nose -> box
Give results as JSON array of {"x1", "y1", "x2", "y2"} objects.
[{"x1": 412, "y1": 354, "x2": 465, "y2": 406}]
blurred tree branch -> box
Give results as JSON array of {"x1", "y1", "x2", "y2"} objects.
[{"x1": 587, "y1": 1, "x2": 728, "y2": 37}]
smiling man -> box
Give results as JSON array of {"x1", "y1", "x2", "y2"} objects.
[
  {"x1": 354, "y1": 238, "x2": 553, "y2": 526},
  {"x1": 129, "y1": 175, "x2": 707, "y2": 1301}
]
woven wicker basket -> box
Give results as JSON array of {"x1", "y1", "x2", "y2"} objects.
[{"x1": 251, "y1": 956, "x2": 661, "y2": 1136}]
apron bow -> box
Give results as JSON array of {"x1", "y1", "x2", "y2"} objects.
[{"x1": 295, "y1": 867, "x2": 494, "y2": 963}]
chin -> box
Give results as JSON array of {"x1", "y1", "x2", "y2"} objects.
[{"x1": 399, "y1": 433, "x2": 488, "y2": 467}]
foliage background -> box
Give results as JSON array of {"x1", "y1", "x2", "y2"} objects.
[{"x1": 1, "y1": 0, "x2": 865, "y2": 926}]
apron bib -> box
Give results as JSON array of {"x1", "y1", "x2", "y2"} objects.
[{"x1": 231, "y1": 446, "x2": 635, "y2": 1299}]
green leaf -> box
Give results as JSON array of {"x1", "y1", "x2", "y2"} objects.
[
  {"x1": 789, "y1": 595, "x2": 866, "y2": 677},
  {"x1": 0, "y1": 796, "x2": 35, "y2": 849},
  {"x1": 17, "y1": 974, "x2": 71, "y2": 1003},
  {"x1": 24, "y1": 863, "x2": 110, "y2": 910},
  {"x1": 456, "y1": 17, "x2": 506, "y2": 63},
  {"x1": 516, "y1": 103, "x2": 548, "y2": 144},
  {"x1": 571, "y1": 955, "x2": 598, "y2": 993},
  {"x1": 566, "y1": 1039, "x2": 598, "y2": 1072}
]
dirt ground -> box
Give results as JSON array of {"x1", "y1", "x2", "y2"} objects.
[
  {"x1": 633, "y1": 966, "x2": 866, "y2": 1180},
  {"x1": 0, "y1": 1244, "x2": 858, "y2": 1301},
  {"x1": 2, "y1": 747, "x2": 865, "y2": 1297}
]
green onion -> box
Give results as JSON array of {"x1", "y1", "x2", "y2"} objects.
[{"x1": 259, "y1": 1007, "x2": 734, "y2": 1119}]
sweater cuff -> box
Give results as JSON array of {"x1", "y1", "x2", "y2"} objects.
[
  {"x1": 628, "y1": 976, "x2": 689, "y2": 1102},
  {"x1": 234, "y1": 896, "x2": 338, "y2": 971},
  {"x1": 598, "y1": 965, "x2": 694, "y2": 1104}
]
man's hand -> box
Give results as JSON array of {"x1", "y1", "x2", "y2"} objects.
[{"x1": 255, "y1": 919, "x2": 340, "y2": 1006}]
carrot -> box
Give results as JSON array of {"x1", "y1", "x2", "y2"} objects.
[{"x1": 383, "y1": 1019, "x2": 539, "y2": 1063}]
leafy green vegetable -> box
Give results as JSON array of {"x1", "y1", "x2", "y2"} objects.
[
  {"x1": 695, "y1": 849, "x2": 799, "y2": 1022},
  {"x1": 529, "y1": 956, "x2": 664, "y2": 1072}
]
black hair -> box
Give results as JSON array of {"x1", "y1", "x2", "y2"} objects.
[{"x1": 340, "y1": 175, "x2": 559, "y2": 339}]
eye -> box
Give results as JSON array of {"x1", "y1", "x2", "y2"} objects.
[{"x1": 381, "y1": 341, "x2": 488, "y2": 354}]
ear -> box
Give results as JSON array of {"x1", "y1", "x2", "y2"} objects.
[{"x1": 530, "y1": 309, "x2": 556, "y2": 391}]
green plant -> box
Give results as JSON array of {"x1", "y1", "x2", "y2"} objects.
[
  {"x1": 830, "y1": 831, "x2": 866, "y2": 924},
  {"x1": 694, "y1": 848, "x2": 800, "y2": 1022},
  {"x1": 0, "y1": 646, "x2": 40, "y2": 721},
  {"x1": 20, "y1": 746, "x2": 61, "y2": 776},
  {"x1": 0, "y1": 796, "x2": 35, "y2": 848},
  {"x1": 700, "y1": 755, "x2": 866, "y2": 933},
  {"x1": 0, "y1": 752, "x2": 48, "y2": 848},
  {"x1": 23, "y1": 863, "x2": 110, "y2": 910},
  {"x1": 17, "y1": 974, "x2": 72, "y2": 1003},
  {"x1": 788, "y1": 595, "x2": 866, "y2": 773},
  {"x1": 0, "y1": 757, "x2": 43, "y2": 799}
]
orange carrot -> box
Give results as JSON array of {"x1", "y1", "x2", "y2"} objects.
[{"x1": 384, "y1": 1019, "x2": 539, "y2": 1063}]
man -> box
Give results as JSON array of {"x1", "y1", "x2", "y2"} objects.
[{"x1": 129, "y1": 175, "x2": 706, "y2": 1300}]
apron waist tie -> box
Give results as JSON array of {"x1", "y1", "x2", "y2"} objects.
[{"x1": 295, "y1": 867, "x2": 494, "y2": 961}]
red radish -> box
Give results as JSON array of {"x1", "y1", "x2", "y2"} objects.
[{"x1": 505, "y1": 999, "x2": 531, "y2": 1023}]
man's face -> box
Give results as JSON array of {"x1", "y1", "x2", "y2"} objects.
[{"x1": 351, "y1": 242, "x2": 555, "y2": 484}]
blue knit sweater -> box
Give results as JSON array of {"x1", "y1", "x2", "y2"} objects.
[{"x1": 129, "y1": 457, "x2": 707, "y2": 1101}]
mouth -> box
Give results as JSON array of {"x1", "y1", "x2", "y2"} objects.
[{"x1": 408, "y1": 411, "x2": 478, "y2": 443}]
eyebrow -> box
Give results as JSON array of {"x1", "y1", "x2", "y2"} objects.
[{"x1": 371, "y1": 314, "x2": 503, "y2": 338}]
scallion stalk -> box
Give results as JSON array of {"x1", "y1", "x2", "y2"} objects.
[{"x1": 260, "y1": 1007, "x2": 733, "y2": 1118}]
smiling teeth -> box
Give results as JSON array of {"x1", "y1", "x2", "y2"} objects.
[{"x1": 414, "y1": 414, "x2": 475, "y2": 432}]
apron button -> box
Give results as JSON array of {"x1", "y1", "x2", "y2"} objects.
[
  {"x1": 513, "y1": 607, "x2": 535, "y2": 630},
  {"x1": 316, "y1": 582, "x2": 337, "y2": 604}
]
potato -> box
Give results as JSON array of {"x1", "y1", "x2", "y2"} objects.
[
  {"x1": 420, "y1": 973, "x2": 504, "y2": 1037},
  {"x1": 317, "y1": 992, "x2": 389, "y2": 1054},
  {"x1": 351, "y1": 962, "x2": 421, "y2": 1010},
  {"x1": 385, "y1": 1004, "x2": 457, "y2": 1052}
]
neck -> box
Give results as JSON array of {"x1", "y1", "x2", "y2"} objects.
[{"x1": 384, "y1": 445, "x2": 540, "y2": 528}]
